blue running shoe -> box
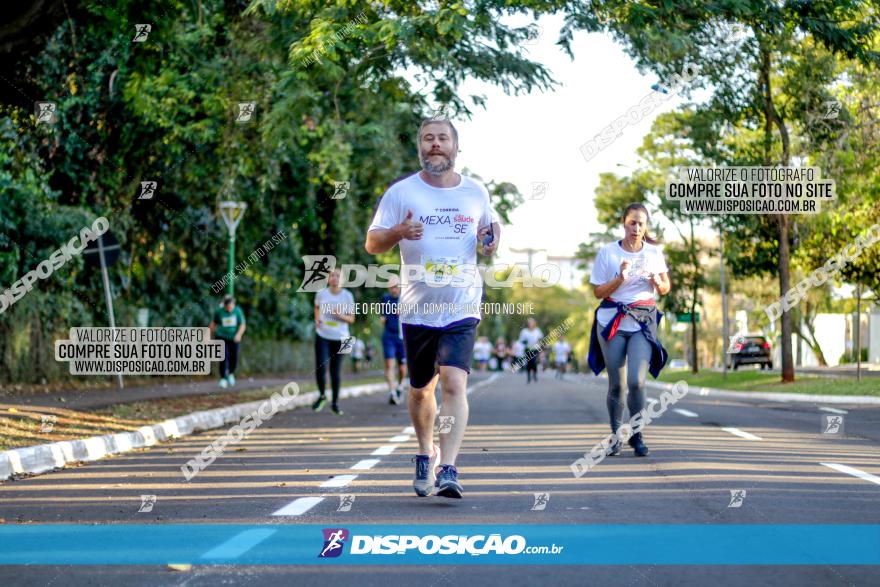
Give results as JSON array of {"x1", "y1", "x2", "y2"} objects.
[
  {"x1": 412, "y1": 444, "x2": 441, "y2": 497},
  {"x1": 435, "y1": 464, "x2": 463, "y2": 499}
]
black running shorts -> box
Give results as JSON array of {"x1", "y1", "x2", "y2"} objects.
[{"x1": 402, "y1": 317, "x2": 479, "y2": 389}]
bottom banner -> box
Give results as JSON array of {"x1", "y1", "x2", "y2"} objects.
[{"x1": 0, "y1": 524, "x2": 878, "y2": 565}]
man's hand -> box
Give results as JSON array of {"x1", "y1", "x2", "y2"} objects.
[
  {"x1": 233, "y1": 334, "x2": 242, "y2": 343},
  {"x1": 477, "y1": 226, "x2": 498, "y2": 257},
  {"x1": 396, "y1": 209, "x2": 423, "y2": 241}
]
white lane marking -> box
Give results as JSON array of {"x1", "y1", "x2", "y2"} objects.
[
  {"x1": 467, "y1": 373, "x2": 501, "y2": 395},
  {"x1": 371, "y1": 445, "x2": 397, "y2": 456},
  {"x1": 722, "y1": 427, "x2": 763, "y2": 440},
  {"x1": 402, "y1": 426, "x2": 415, "y2": 434},
  {"x1": 320, "y1": 474, "x2": 358, "y2": 488},
  {"x1": 819, "y1": 407, "x2": 848, "y2": 415},
  {"x1": 272, "y1": 496, "x2": 324, "y2": 516},
  {"x1": 674, "y1": 408, "x2": 699, "y2": 418},
  {"x1": 351, "y1": 459, "x2": 380, "y2": 470},
  {"x1": 821, "y1": 463, "x2": 880, "y2": 486},
  {"x1": 201, "y1": 529, "x2": 277, "y2": 559},
  {"x1": 388, "y1": 435, "x2": 410, "y2": 442}
]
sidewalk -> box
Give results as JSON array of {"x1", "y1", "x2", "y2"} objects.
[{"x1": 2, "y1": 369, "x2": 384, "y2": 410}]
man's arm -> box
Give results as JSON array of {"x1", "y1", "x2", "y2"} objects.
[{"x1": 366, "y1": 209, "x2": 422, "y2": 254}]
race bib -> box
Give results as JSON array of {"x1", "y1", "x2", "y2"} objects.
[
  {"x1": 221, "y1": 316, "x2": 237, "y2": 328},
  {"x1": 421, "y1": 255, "x2": 463, "y2": 284}
]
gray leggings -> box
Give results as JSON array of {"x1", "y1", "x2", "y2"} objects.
[{"x1": 596, "y1": 327, "x2": 652, "y2": 434}]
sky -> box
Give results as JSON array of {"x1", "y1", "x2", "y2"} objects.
[{"x1": 427, "y1": 12, "x2": 713, "y2": 260}]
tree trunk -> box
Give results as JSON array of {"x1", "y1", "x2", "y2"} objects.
[
  {"x1": 689, "y1": 218, "x2": 699, "y2": 373},
  {"x1": 759, "y1": 42, "x2": 795, "y2": 382}
]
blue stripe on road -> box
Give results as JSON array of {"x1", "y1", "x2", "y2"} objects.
[
  {"x1": 0, "y1": 525, "x2": 878, "y2": 565},
  {"x1": 200, "y1": 529, "x2": 277, "y2": 560}
]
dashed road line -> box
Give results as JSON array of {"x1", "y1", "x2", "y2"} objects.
[
  {"x1": 320, "y1": 474, "x2": 358, "y2": 488},
  {"x1": 674, "y1": 408, "x2": 699, "y2": 418},
  {"x1": 821, "y1": 463, "x2": 880, "y2": 486},
  {"x1": 721, "y1": 427, "x2": 763, "y2": 440},
  {"x1": 272, "y1": 496, "x2": 325, "y2": 516}
]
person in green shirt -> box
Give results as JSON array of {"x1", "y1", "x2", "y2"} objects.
[{"x1": 209, "y1": 295, "x2": 246, "y2": 388}]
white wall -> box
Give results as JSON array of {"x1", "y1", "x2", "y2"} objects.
[
  {"x1": 813, "y1": 314, "x2": 846, "y2": 367},
  {"x1": 869, "y1": 308, "x2": 880, "y2": 363}
]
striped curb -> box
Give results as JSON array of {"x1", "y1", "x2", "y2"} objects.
[{"x1": 0, "y1": 382, "x2": 387, "y2": 481}]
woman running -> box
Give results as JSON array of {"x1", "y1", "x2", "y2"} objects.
[
  {"x1": 587, "y1": 203, "x2": 671, "y2": 457},
  {"x1": 312, "y1": 269, "x2": 355, "y2": 415}
]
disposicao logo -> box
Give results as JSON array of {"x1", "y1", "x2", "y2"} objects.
[{"x1": 318, "y1": 528, "x2": 349, "y2": 558}]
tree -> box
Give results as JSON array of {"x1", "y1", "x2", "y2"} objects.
[{"x1": 562, "y1": 0, "x2": 880, "y2": 382}]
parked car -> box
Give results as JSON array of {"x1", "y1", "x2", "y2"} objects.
[
  {"x1": 668, "y1": 359, "x2": 688, "y2": 369},
  {"x1": 728, "y1": 334, "x2": 773, "y2": 370}
]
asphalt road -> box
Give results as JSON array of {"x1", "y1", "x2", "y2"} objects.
[{"x1": 1, "y1": 370, "x2": 879, "y2": 586}]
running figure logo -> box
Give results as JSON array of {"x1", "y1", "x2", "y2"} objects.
[
  {"x1": 332, "y1": 181, "x2": 349, "y2": 200},
  {"x1": 430, "y1": 104, "x2": 450, "y2": 121},
  {"x1": 39, "y1": 415, "x2": 57, "y2": 433},
  {"x1": 132, "y1": 24, "x2": 151, "y2": 42},
  {"x1": 822, "y1": 415, "x2": 844, "y2": 434},
  {"x1": 138, "y1": 494, "x2": 157, "y2": 513},
  {"x1": 297, "y1": 255, "x2": 337, "y2": 292},
  {"x1": 531, "y1": 492, "x2": 550, "y2": 511},
  {"x1": 138, "y1": 181, "x2": 157, "y2": 200},
  {"x1": 236, "y1": 102, "x2": 256, "y2": 123},
  {"x1": 337, "y1": 494, "x2": 355, "y2": 512},
  {"x1": 338, "y1": 336, "x2": 355, "y2": 355},
  {"x1": 35, "y1": 102, "x2": 57, "y2": 124},
  {"x1": 727, "y1": 489, "x2": 746, "y2": 508},
  {"x1": 437, "y1": 416, "x2": 455, "y2": 434},
  {"x1": 523, "y1": 25, "x2": 542, "y2": 45},
  {"x1": 822, "y1": 100, "x2": 841, "y2": 120},
  {"x1": 530, "y1": 182, "x2": 549, "y2": 200},
  {"x1": 318, "y1": 528, "x2": 349, "y2": 558},
  {"x1": 726, "y1": 332, "x2": 747, "y2": 354}
]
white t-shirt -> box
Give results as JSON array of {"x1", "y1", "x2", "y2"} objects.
[
  {"x1": 352, "y1": 338, "x2": 365, "y2": 359},
  {"x1": 519, "y1": 327, "x2": 544, "y2": 349},
  {"x1": 511, "y1": 341, "x2": 525, "y2": 357},
  {"x1": 368, "y1": 172, "x2": 497, "y2": 327},
  {"x1": 473, "y1": 340, "x2": 492, "y2": 361},
  {"x1": 553, "y1": 341, "x2": 572, "y2": 363},
  {"x1": 315, "y1": 288, "x2": 355, "y2": 340},
  {"x1": 589, "y1": 240, "x2": 668, "y2": 332}
]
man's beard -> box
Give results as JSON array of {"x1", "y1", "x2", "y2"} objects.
[{"x1": 420, "y1": 151, "x2": 455, "y2": 176}]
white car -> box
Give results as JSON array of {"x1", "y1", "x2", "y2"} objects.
[{"x1": 668, "y1": 359, "x2": 688, "y2": 369}]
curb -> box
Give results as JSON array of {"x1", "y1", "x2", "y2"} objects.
[
  {"x1": 0, "y1": 382, "x2": 387, "y2": 482},
  {"x1": 642, "y1": 379, "x2": 880, "y2": 405},
  {"x1": 584, "y1": 373, "x2": 880, "y2": 405}
]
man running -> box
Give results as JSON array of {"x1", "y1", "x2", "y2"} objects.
[
  {"x1": 209, "y1": 295, "x2": 246, "y2": 388},
  {"x1": 380, "y1": 276, "x2": 407, "y2": 405},
  {"x1": 553, "y1": 335, "x2": 572, "y2": 379},
  {"x1": 365, "y1": 117, "x2": 499, "y2": 499}
]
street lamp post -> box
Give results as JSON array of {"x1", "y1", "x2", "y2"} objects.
[{"x1": 218, "y1": 201, "x2": 247, "y2": 295}]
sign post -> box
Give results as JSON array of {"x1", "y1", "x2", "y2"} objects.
[
  {"x1": 83, "y1": 231, "x2": 123, "y2": 389},
  {"x1": 218, "y1": 201, "x2": 247, "y2": 295}
]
